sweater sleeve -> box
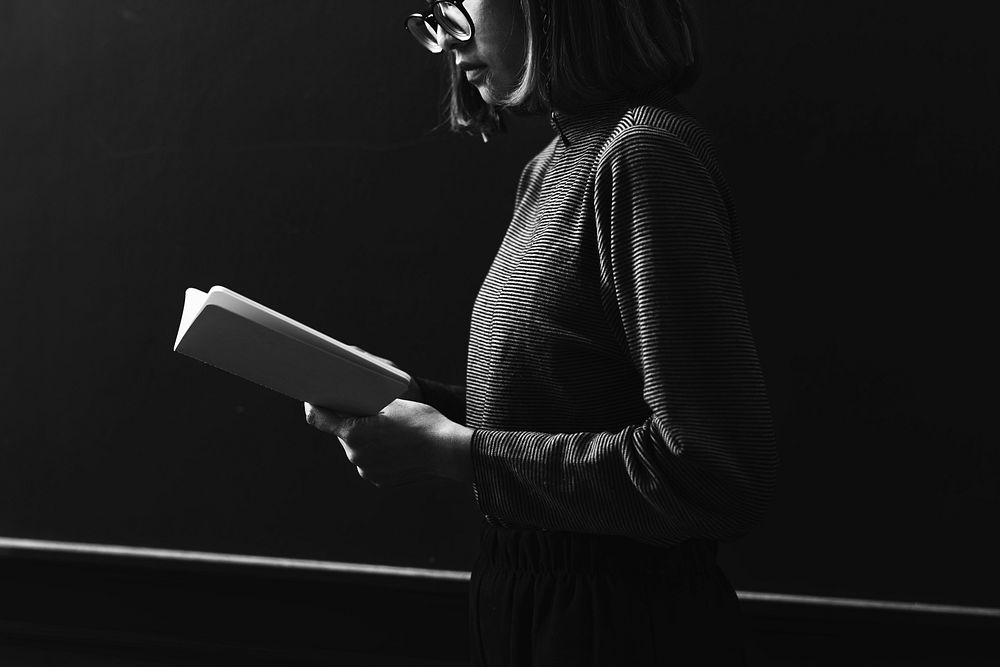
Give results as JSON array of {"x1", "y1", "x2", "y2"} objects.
[{"x1": 469, "y1": 127, "x2": 777, "y2": 544}]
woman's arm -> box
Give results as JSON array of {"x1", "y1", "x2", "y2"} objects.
[
  {"x1": 411, "y1": 376, "x2": 466, "y2": 425},
  {"x1": 470, "y1": 127, "x2": 778, "y2": 544}
]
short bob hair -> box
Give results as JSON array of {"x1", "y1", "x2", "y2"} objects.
[{"x1": 445, "y1": 0, "x2": 702, "y2": 139}]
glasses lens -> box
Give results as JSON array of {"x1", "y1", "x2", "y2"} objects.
[
  {"x1": 434, "y1": 3, "x2": 473, "y2": 41},
  {"x1": 405, "y1": 15, "x2": 443, "y2": 53}
]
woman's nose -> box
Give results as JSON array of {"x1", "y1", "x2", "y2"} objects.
[{"x1": 435, "y1": 24, "x2": 460, "y2": 51}]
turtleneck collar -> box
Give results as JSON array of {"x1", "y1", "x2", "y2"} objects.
[{"x1": 548, "y1": 86, "x2": 679, "y2": 145}]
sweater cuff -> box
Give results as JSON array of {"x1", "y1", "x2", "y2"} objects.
[
  {"x1": 469, "y1": 427, "x2": 548, "y2": 523},
  {"x1": 470, "y1": 428, "x2": 486, "y2": 513}
]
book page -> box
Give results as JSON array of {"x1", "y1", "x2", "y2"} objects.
[
  {"x1": 174, "y1": 285, "x2": 411, "y2": 414},
  {"x1": 203, "y1": 286, "x2": 410, "y2": 384},
  {"x1": 173, "y1": 288, "x2": 208, "y2": 351}
]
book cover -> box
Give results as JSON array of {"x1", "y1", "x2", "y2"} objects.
[{"x1": 174, "y1": 286, "x2": 410, "y2": 415}]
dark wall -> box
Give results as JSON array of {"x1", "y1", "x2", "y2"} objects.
[
  {"x1": 684, "y1": 1, "x2": 999, "y2": 607},
  {"x1": 1, "y1": 1, "x2": 997, "y2": 607}
]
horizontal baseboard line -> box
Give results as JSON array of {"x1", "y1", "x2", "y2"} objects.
[
  {"x1": 0, "y1": 536, "x2": 470, "y2": 582},
  {"x1": 3, "y1": 536, "x2": 998, "y2": 619},
  {"x1": 737, "y1": 590, "x2": 1000, "y2": 619}
]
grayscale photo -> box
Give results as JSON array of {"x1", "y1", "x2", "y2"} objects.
[{"x1": 1, "y1": 1, "x2": 997, "y2": 665}]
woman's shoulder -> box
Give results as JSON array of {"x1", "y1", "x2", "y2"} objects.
[
  {"x1": 600, "y1": 94, "x2": 719, "y2": 170},
  {"x1": 516, "y1": 135, "x2": 560, "y2": 191}
]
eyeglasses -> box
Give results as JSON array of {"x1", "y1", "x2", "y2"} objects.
[{"x1": 404, "y1": 1, "x2": 475, "y2": 53}]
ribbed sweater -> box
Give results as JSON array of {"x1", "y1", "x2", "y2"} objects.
[{"x1": 426, "y1": 88, "x2": 777, "y2": 548}]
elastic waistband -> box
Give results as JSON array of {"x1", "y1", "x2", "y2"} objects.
[{"x1": 476, "y1": 522, "x2": 717, "y2": 576}]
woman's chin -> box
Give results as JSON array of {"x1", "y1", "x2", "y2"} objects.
[
  {"x1": 473, "y1": 75, "x2": 511, "y2": 107},
  {"x1": 475, "y1": 84, "x2": 497, "y2": 106}
]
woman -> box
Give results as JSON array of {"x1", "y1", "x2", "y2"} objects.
[{"x1": 304, "y1": 1, "x2": 778, "y2": 664}]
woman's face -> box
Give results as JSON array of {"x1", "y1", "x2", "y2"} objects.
[{"x1": 440, "y1": 0, "x2": 526, "y2": 105}]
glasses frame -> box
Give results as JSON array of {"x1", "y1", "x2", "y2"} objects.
[{"x1": 404, "y1": 1, "x2": 476, "y2": 54}]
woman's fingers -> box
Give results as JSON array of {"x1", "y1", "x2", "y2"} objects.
[
  {"x1": 304, "y1": 402, "x2": 359, "y2": 439},
  {"x1": 354, "y1": 466, "x2": 435, "y2": 489},
  {"x1": 303, "y1": 399, "x2": 454, "y2": 487}
]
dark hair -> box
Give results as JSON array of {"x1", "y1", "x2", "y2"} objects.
[{"x1": 444, "y1": 0, "x2": 702, "y2": 139}]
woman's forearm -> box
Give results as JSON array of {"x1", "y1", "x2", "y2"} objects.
[
  {"x1": 436, "y1": 421, "x2": 474, "y2": 484},
  {"x1": 411, "y1": 376, "x2": 467, "y2": 424}
]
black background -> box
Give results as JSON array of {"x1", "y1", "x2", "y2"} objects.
[{"x1": 1, "y1": 1, "x2": 997, "y2": 607}]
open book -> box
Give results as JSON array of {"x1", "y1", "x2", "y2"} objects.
[{"x1": 173, "y1": 286, "x2": 411, "y2": 415}]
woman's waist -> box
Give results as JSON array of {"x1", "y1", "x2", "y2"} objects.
[{"x1": 475, "y1": 520, "x2": 718, "y2": 577}]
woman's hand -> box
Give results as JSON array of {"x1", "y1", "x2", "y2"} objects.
[{"x1": 304, "y1": 399, "x2": 472, "y2": 487}]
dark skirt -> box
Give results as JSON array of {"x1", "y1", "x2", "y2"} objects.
[{"x1": 469, "y1": 522, "x2": 747, "y2": 666}]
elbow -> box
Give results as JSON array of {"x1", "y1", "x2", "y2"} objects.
[
  {"x1": 705, "y1": 444, "x2": 779, "y2": 540},
  {"x1": 665, "y1": 437, "x2": 779, "y2": 542},
  {"x1": 631, "y1": 418, "x2": 778, "y2": 542}
]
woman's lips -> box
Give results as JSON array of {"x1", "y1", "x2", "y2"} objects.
[{"x1": 463, "y1": 66, "x2": 487, "y2": 83}]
